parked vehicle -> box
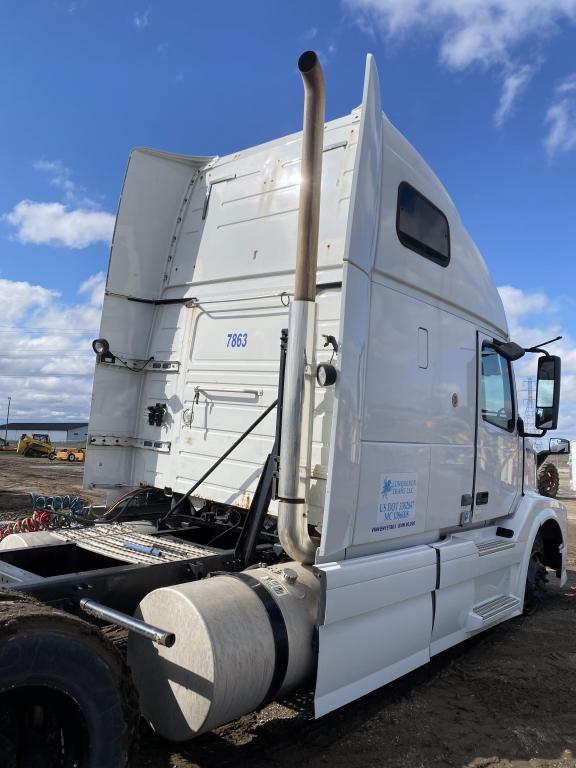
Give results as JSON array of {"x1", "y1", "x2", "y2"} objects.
[
  {"x1": 0, "y1": 52, "x2": 566, "y2": 765},
  {"x1": 16, "y1": 433, "x2": 52, "y2": 458},
  {"x1": 48, "y1": 447, "x2": 86, "y2": 463},
  {"x1": 536, "y1": 437, "x2": 570, "y2": 497}
]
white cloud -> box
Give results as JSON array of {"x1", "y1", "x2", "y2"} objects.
[
  {"x1": 302, "y1": 26, "x2": 319, "y2": 41},
  {"x1": 0, "y1": 275, "x2": 104, "y2": 422},
  {"x1": 544, "y1": 73, "x2": 576, "y2": 157},
  {"x1": 498, "y1": 285, "x2": 550, "y2": 320},
  {"x1": 344, "y1": 0, "x2": 576, "y2": 126},
  {"x1": 498, "y1": 285, "x2": 576, "y2": 438},
  {"x1": 0, "y1": 278, "x2": 57, "y2": 322},
  {"x1": 32, "y1": 158, "x2": 102, "y2": 208},
  {"x1": 3, "y1": 201, "x2": 115, "y2": 249},
  {"x1": 318, "y1": 42, "x2": 338, "y2": 66},
  {"x1": 78, "y1": 272, "x2": 106, "y2": 306},
  {"x1": 345, "y1": 1, "x2": 576, "y2": 69},
  {"x1": 33, "y1": 159, "x2": 75, "y2": 196},
  {"x1": 494, "y1": 63, "x2": 538, "y2": 127},
  {"x1": 133, "y1": 8, "x2": 151, "y2": 29}
]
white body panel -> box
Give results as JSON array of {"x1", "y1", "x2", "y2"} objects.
[
  {"x1": 86, "y1": 118, "x2": 357, "y2": 510},
  {"x1": 315, "y1": 544, "x2": 436, "y2": 716},
  {"x1": 315, "y1": 491, "x2": 566, "y2": 714},
  {"x1": 86, "y1": 54, "x2": 567, "y2": 726}
]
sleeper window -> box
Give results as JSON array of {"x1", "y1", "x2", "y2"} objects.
[
  {"x1": 481, "y1": 345, "x2": 515, "y2": 432},
  {"x1": 396, "y1": 182, "x2": 450, "y2": 267}
]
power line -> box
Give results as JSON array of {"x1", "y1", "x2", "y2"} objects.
[
  {"x1": 0, "y1": 373, "x2": 91, "y2": 378},
  {"x1": 0, "y1": 323, "x2": 98, "y2": 330},
  {"x1": 0, "y1": 328, "x2": 98, "y2": 334}
]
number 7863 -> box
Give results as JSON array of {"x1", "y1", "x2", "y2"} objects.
[{"x1": 227, "y1": 333, "x2": 248, "y2": 348}]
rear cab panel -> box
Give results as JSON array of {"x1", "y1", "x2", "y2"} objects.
[{"x1": 85, "y1": 113, "x2": 360, "y2": 523}]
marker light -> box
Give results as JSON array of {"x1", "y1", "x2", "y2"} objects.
[
  {"x1": 92, "y1": 338, "x2": 110, "y2": 356},
  {"x1": 316, "y1": 363, "x2": 337, "y2": 387}
]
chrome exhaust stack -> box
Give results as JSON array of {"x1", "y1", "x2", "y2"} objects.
[{"x1": 277, "y1": 51, "x2": 325, "y2": 564}]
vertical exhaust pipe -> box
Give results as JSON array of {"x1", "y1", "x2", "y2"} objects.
[
  {"x1": 277, "y1": 51, "x2": 325, "y2": 564},
  {"x1": 294, "y1": 50, "x2": 325, "y2": 303}
]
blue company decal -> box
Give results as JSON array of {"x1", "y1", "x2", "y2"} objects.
[
  {"x1": 227, "y1": 332, "x2": 248, "y2": 348},
  {"x1": 372, "y1": 472, "x2": 418, "y2": 534}
]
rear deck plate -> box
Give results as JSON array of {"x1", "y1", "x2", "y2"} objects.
[{"x1": 52, "y1": 524, "x2": 218, "y2": 565}]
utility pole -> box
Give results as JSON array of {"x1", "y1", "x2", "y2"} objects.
[
  {"x1": 4, "y1": 396, "x2": 10, "y2": 446},
  {"x1": 522, "y1": 377, "x2": 542, "y2": 451},
  {"x1": 522, "y1": 377, "x2": 535, "y2": 424}
]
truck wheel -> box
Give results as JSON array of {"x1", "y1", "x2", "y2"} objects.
[
  {"x1": 48, "y1": 452, "x2": 56, "y2": 461},
  {"x1": 67, "y1": 452, "x2": 76, "y2": 462},
  {"x1": 0, "y1": 595, "x2": 138, "y2": 767},
  {"x1": 538, "y1": 462, "x2": 560, "y2": 497},
  {"x1": 524, "y1": 532, "x2": 548, "y2": 612}
]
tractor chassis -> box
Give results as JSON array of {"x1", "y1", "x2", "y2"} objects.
[{"x1": 0, "y1": 533, "x2": 274, "y2": 617}]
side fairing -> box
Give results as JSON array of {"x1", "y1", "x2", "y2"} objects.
[
  {"x1": 85, "y1": 148, "x2": 211, "y2": 496},
  {"x1": 318, "y1": 54, "x2": 383, "y2": 562}
]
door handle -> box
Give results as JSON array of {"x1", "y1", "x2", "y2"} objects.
[{"x1": 476, "y1": 491, "x2": 489, "y2": 505}]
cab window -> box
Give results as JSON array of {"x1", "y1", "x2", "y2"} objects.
[
  {"x1": 481, "y1": 345, "x2": 515, "y2": 431},
  {"x1": 396, "y1": 182, "x2": 450, "y2": 267}
]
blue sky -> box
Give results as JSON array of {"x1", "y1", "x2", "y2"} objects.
[{"x1": 1, "y1": 0, "x2": 575, "y2": 437}]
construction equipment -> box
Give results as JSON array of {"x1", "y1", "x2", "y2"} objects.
[
  {"x1": 0, "y1": 51, "x2": 567, "y2": 764},
  {"x1": 16, "y1": 433, "x2": 52, "y2": 458},
  {"x1": 48, "y1": 447, "x2": 86, "y2": 463},
  {"x1": 536, "y1": 437, "x2": 570, "y2": 497}
]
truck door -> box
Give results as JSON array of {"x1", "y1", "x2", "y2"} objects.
[{"x1": 473, "y1": 333, "x2": 521, "y2": 522}]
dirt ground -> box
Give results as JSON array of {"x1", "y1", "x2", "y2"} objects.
[{"x1": 0, "y1": 452, "x2": 575, "y2": 768}]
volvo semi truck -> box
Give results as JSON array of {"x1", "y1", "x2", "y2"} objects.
[{"x1": 0, "y1": 51, "x2": 566, "y2": 766}]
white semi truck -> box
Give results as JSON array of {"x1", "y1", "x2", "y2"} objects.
[{"x1": 0, "y1": 51, "x2": 567, "y2": 766}]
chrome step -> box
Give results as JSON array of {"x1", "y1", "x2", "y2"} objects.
[
  {"x1": 468, "y1": 594, "x2": 521, "y2": 629},
  {"x1": 476, "y1": 538, "x2": 515, "y2": 556}
]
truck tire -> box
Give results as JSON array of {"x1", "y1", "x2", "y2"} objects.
[
  {"x1": 524, "y1": 532, "x2": 548, "y2": 612},
  {"x1": 538, "y1": 462, "x2": 560, "y2": 497},
  {"x1": 0, "y1": 593, "x2": 138, "y2": 767},
  {"x1": 48, "y1": 452, "x2": 56, "y2": 461},
  {"x1": 67, "y1": 452, "x2": 76, "y2": 462}
]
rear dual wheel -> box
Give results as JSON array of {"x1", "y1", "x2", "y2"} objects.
[{"x1": 0, "y1": 591, "x2": 138, "y2": 767}]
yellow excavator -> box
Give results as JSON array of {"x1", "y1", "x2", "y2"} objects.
[{"x1": 16, "y1": 433, "x2": 53, "y2": 458}]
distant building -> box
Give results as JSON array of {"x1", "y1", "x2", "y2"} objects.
[{"x1": 0, "y1": 422, "x2": 88, "y2": 445}]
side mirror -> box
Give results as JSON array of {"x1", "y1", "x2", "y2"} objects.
[
  {"x1": 550, "y1": 437, "x2": 570, "y2": 454},
  {"x1": 535, "y1": 355, "x2": 561, "y2": 430}
]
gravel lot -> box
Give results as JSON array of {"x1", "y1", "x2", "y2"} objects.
[{"x1": 0, "y1": 452, "x2": 575, "y2": 768}]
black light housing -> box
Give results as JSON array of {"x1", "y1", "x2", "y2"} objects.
[
  {"x1": 92, "y1": 338, "x2": 109, "y2": 355},
  {"x1": 316, "y1": 362, "x2": 337, "y2": 387},
  {"x1": 92, "y1": 338, "x2": 114, "y2": 362}
]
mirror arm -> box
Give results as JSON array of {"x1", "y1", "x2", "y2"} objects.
[
  {"x1": 517, "y1": 417, "x2": 547, "y2": 439},
  {"x1": 524, "y1": 335, "x2": 562, "y2": 355}
]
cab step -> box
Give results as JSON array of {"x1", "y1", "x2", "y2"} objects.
[
  {"x1": 467, "y1": 595, "x2": 521, "y2": 629},
  {"x1": 475, "y1": 538, "x2": 515, "y2": 556}
]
